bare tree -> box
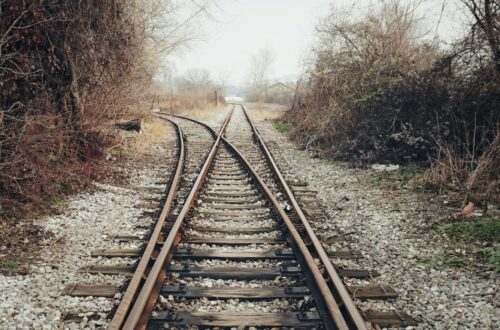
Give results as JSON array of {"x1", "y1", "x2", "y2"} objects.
[
  {"x1": 173, "y1": 67, "x2": 219, "y2": 108},
  {"x1": 183, "y1": 68, "x2": 212, "y2": 87},
  {"x1": 244, "y1": 46, "x2": 275, "y2": 102},
  {"x1": 249, "y1": 46, "x2": 276, "y2": 88},
  {"x1": 462, "y1": 0, "x2": 500, "y2": 73},
  {"x1": 216, "y1": 71, "x2": 230, "y2": 94}
]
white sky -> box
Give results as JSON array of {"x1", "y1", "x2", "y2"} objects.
[{"x1": 170, "y1": 0, "x2": 466, "y2": 85}]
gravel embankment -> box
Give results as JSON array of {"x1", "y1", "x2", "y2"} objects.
[
  {"x1": 0, "y1": 119, "x2": 176, "y2": 329},
  {"x1": 248, "y1": 106, "x2": 498, "y2": 330}
]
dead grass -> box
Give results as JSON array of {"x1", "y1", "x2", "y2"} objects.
[
  {"x1": 120, "y1": 117, "x2": 171, "y2": 156},
  {"x1": 135, "y1": 119, "x2": 171, "y2": 153},
  {"x1": 167, "y1": 104, "x2": 228, "y2": 121},
  {"x1": 244, "y1": 102, "x2": 287, "y2": 121},
  {"x1": 0, "y1": 221, "x2": 56, "y2": 275}
]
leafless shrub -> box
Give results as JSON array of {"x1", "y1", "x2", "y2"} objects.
[
  {"x1": 283, "y1": 0, "x2": 499, "y2": 205},
  {"x1": 424, "y1": 0, "x2": 500, "y2": 205},
  {"x1": 284, "y1": 1, "x2": 437, "y2": 158}
]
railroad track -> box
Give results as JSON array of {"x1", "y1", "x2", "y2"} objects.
[{"x1": 64, "y1": 105, "x2": 417, "y2": 329}]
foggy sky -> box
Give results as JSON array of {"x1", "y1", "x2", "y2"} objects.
[{"x1": 171, "y1": 0, "x2": 466, "y2": 86}]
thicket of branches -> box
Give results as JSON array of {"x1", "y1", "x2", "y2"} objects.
[
  {"x1": 0, "y1": 0, "x2": 196, "y2": 218},
  {"x1": 284, "y1": 0, "x2": 499, "y2": 204}
]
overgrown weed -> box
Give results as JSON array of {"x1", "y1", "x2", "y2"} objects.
[
  {"x1": 440, "y1": 216, "x2": 499, "y2": 244},
  {"x1": 438, "y1": 215, "x2": 500, "y2": 270},
  {"x1": 274, "y1": 122, "x2": 293, "y2": 134}
]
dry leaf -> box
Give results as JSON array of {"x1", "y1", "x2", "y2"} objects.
[{"x1": 452, "y1": 202, "x2": 475, "y2": 220}]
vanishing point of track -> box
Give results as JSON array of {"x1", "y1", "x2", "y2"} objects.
[{"x1": 66, "y1": 105, "x2": 418, "y2": 329}]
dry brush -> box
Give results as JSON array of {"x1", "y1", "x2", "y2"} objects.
[
  {"x1": 283, "y1": 0, "x2": 499, "y2": 206},
  {"x1": 0, "y1": 0, "x2": 170, "y2": 218}
]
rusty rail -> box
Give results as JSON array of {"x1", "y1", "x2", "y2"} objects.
[
  {"x1": 217, "y1": 138, "x2": 349, "y2": 329},
  {"x1": 240, "y1": 105, "x2": 369, "y2": 329},
  {"x1": 109, "y1": 119, "x2": 185, "y2": 330},
  {"x1": 119, "y1": 108, "x2": 235, "y2": 329},
  {"x1": 111, "y1": 105, "x2": 366, "y2": 329},
  {"x1": 70, "y1": 105, "x2": 416, "y2": 328}
]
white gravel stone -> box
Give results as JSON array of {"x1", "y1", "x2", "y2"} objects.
[
  {"x1": 186, "y1": 229, "x2": 281, "y2": 239},
  {"x1": 162, "y1": 297, "x2": 304, "y2": 313}
]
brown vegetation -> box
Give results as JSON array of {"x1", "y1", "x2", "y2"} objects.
[
  {"x1": 152, "y1": 67, "x2": 225, "y2": 113},
  {"x1": 173, "y1": 68, "x2": 225, "y2": 110},
  {"x1": 1, "y1": 1, "x2": 139, "y2": 219},
  {"x1": 283, "y1": 0, "x2": 499, "y2": 206},
  {"x1": 0, "y1": 0, "x2": 216, "y2": 220}
]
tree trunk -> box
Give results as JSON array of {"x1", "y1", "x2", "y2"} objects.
[{"x1": 483, "y1": 0, "x2": 500, "y2": 73}]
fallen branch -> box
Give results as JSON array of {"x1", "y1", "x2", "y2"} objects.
[{"x1": 115, "y1": 118, "x2": 142, "y2": 132}]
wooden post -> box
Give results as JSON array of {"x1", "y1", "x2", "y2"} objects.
[
  {"x1": 170, "y1": 89, "x2": 174, "y2": 111},
  {"x1": 215, "y1": 90, "x2": 218, "y2": 106},
  {"x1": 150, "y1": 94, "x2": 156, "y2": 110}
]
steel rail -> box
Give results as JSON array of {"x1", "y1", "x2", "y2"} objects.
[
  {"x1": 218, "y1": 139, "x2": 348, "y2": 329},
  {"x1": 155, "y1": 111, "x2": 350, "y2": 329},
  {"x1": 240, "y1": 105, "x2": 370, "y2": 329},
  {"x1": 121, "y1": 108, "x2": 235, "y2": 329},
  {"x1": 109, "y1": 119, "x2": 185, "y2": 330}
]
